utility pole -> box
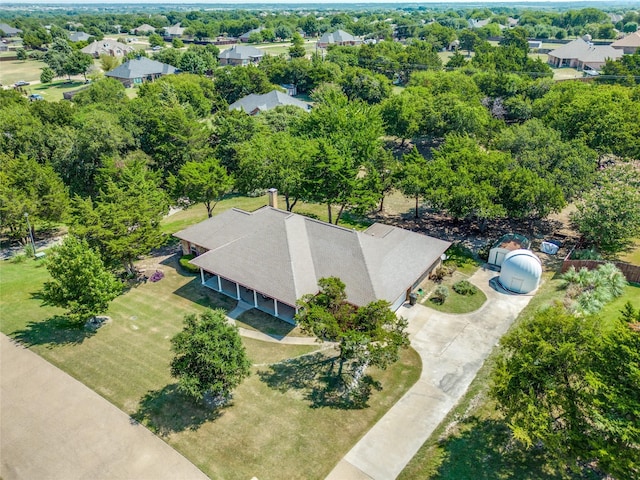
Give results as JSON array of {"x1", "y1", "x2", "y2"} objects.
[{"x1": 24, "y1": 212, "x2": 36, "y2": 256}]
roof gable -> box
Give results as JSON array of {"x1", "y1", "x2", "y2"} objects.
[
  {"x1": 319, "y1": 29, "x2": 357, "y2": 44},
  {"x1": 219, "y1": 45, "x2": 264, "y2": 59},
  {"x1": 611, "y1": 31, "x2": 640, "y2": 48}
]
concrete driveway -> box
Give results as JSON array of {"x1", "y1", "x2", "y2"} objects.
[
  {"x1": 326, "y1": 267, "x2": 534, "y2": 480},
  {"x1": 0, "y1": 334, "x2": 209, "y2": 480}
]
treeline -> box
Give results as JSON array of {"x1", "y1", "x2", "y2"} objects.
[{"x1": 4, "y1": 5, "x2": 639, "y2": 50}]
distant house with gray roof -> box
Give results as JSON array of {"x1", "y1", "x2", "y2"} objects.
[
  {"x1": 228, "y1": 90, "x2": 311, "y2": 115},
  {"x1": 163, "y1": 23, "x2": 186, "y2": 38},
  {"x1": 175, "y1": 194, "x2": 451, "y2": 322},
  {"x1": 133, "y1": 24, "x2": 155, "y2": 35},
  {"x1": 69, "y1": 31, "x2": 92, "y2": 43},
  {"x1": 239, "y1": 27, "x2": 263, "y2": 43},
  {"x1": 547, "y1": 38, "x2": 623, "y2": 71},
  {"x1": 0, "y1": 23, "x2": 22, "y2": 37},
  {"x1": 218, "y1": 45, "x2": 264, "y2": 65},
  {"x1": 81, "y1": 39, "x2": 134, "y2": 58},
  {"x1": 105, "y1": 57, "x2": 177, "y2": 87},
  {"x1": 611, "y1": 31, "x2": 640, "y2": 54},
  {"x1": 317, "y1": 29, "x2": 361, "y2": 48}
]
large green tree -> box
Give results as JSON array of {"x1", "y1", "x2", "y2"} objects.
[
  {"x1": 0, "y1": 154, "x2": 69, "y2": 243},
  {"x1": 296, "y1": 277, "x2": 409, "y2": 382},
  {"x1": 41, "y1": 235, "x2": 122, "y2": 323},
  {"x1": 571, "y1": 165, "x2": 640, "y2": 254},
  {"x1": 491, "y1": 305, "x2": 640, "y2": 478},
  {"x1": 170, "y1": 157, "x2": 233, "y2": 218},
  {"x1": 72, "y1": 160, "x2": 168, "y2": 274},
  {"x1": 170, "y1": 309, "x2": 251, "y2": 402}
]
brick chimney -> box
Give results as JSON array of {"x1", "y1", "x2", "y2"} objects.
[{"x1": 267, "y1": 188, "x2": 278, "y2": 209}]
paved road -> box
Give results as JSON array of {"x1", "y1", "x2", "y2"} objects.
[
  {"x1": 0, "y1": 334, "x2": 210, "y2": 480},
  {"x1": 326, "y1": 267, "x2": 534, "y2": 480}
]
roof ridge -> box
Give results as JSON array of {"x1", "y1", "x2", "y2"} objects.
[{"x1": 355, "y1": 229, "x2": 378, "y2": 304}]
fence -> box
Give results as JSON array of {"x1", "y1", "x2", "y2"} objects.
[{"x1": 562, "y1": 248, "x2": 640, "y2": 284}]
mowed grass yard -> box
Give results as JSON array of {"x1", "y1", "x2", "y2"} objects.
[
  {"x1": 0, "y1": 241, "x2": 421, "y2": 479},
  {"x1": 399, "y1": 271, "x2": 640, "y2": 479}
]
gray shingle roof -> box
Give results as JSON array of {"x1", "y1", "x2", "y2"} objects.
[
  {"x1": 69, "y1": 31, "x2": 92, "y2": 42},
  {"x1": 318, "y1": 29, "x2": 357, "y2": 44},
  {"x1": 164, "y1": 24, "x2": 185, "y2": 36},
  {"x1": 175, "y1": 206, "x2": 451, "y2": 307},
  {"x1": 0, "y1": 23, "x2": 22, "y2": 36},
  {"x1": 218, "y1": 45, "x2": 264, "y2": 60},
  {"x1": 548, "y1": 38, "x2": 623, "y2": 63},
  {"x1": 105, "y1": 57, "x2": 177, "y2": 80},
  {"x1": 81, "y1": 39, "x2": 133, "y2": 56},
  {"x1": 228, "y1": 90, "x2": 311, "y2": 114}
]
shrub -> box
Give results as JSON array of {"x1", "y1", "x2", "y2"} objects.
[
  {"x1": 431, "y1": 285, "x2": 450, "y2": 304},
  {"x1": 179, "y1": 254, "x2": 199, "y2": 274},
  {"x1": 561, "y1": 263, "x2": 627, "y2": 315},
  {"x1": 430, "y1": 264, "x2": 456, "y2": 283},
  {"x1": 10, "y1": 253, "x2": 28, "y2": 264},
  {"x1": 149, "y1": 270, "x2": 164, "y2": 282},
  {"x1": 453, "y1": 280, "x2": 478, "y2": 296}
]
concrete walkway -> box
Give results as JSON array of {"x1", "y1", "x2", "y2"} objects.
[
  {"x1": 326, "y1": 267, "x2": 534, "y2": 480},
  {"x1": 0, "y1": 334, "x2": 209, "y2": 480}
]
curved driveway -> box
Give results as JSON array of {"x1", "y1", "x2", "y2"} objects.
[
  {"x1": 0, "y1": 334, "x2": 209, "y2": 480},
  {"x1": 326, "y1": 267, "x2": 534, "y2": 480}
]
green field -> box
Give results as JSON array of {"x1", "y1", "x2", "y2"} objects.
[{"x1": 0, "y1": 238, "x2": 420, "y2": 479}]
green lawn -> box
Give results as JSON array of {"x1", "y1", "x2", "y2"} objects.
[
  {"x1": 1, "y1": 250, "x2": 421, "y2": 479},
  {"x1": 618, "y1": 240, "x2": 640, "y2": 265},
  {"x1": 419, "y1": 270, "x2": 487, "y2": 314},
  {"x1": 0, "y1": 58, "x2": 47, "y2": 86},
  {"x1": 235, "y1": 308, "x2": 307, "y2": 338}
]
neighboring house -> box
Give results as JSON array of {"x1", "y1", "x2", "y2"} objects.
[
  {"x1": 228, "y1": 90, "x2": 311, "y2": 115},
  {"x1": 317, "y1": 29, "x2": 362, "y2": 48},
  {"x1": 105, "y1": 57, "x2": 177, "y2": 87},
  {"x1": 239, "y1": 27, "x2": 263, "y2": 42},
  {"x1": 81, "y1": 39, "x2": 134, "y2": 58},
  {"x1": 611, "y1": 31, "x2": 640, "y2": 54},
  {"x1": 174, "y1": 192, "x2": 451, "y2": 322},
  {"x1": 218, "y1": 45, "x2": 264, "y2": 65},
  {"x1": 547, "y1": 38, "x2": 623, "y2": 71},
  {"x1": 164, "y1": 23, "x2": 186, "y2": 38},
  {"x1": 68, "y1": 31, "x2": 92, "y2": 43},
  {"x1": 133, "y1": 24, "x2": 155, "y2": 35},
  {"x1": 0, "y1": 23, "x2": 22, "y2": 37}
]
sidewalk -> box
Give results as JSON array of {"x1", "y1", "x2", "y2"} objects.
[
  {"x1": 0, "y1": 334, "x2": 210, "y2": 480},
  {"x1": 326, "y1": 267, "x2": 533, "y2": 480}
]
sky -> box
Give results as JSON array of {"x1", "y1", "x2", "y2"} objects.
[{"x1": 0, "y1": 0, "x2": 618, "y2": 3}]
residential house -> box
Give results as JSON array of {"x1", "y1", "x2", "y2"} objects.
[
  {"x1": 81, "y1": 39, "x2": 134, "y2": 58},
  {"x1": 105, "y1": 57, "x2": 177, "y2": 87},
  {"x1": 0, "y1": 23, "x2": 22, "y2": 37},
  {"x1": 174, "y1": 192, "x2": 451, "y2": 322},
  {"x1": 317, "y1": 29, "x2": 362, "y2": 48},
  {"x1": 239, "y1": 27, "x2": 263, "y2": 43},
  {"x1": 547, "y1": 38, "x2": 623, "y2": 71},
  {"x1": 163, "y1": 23, "x2": 186, "y2": 38},
  {"x1": 228, "y1": 90, "x2": 311, "y2": 115},
  {"x1": 467, "y1": 19, "x2": 491, "y2": 29},
  {"x1": 68, "y1": 31, "x2": 92, "y2": 43},
  {"x1": 218, "y1": 45, "x2": 264, "y2": 65},
  {"x1": 611, "y1": 31, "x2": 640, "y2": 54},
  {"x1": 133, "y1": 24, "x2": 155, "y2": 35}
]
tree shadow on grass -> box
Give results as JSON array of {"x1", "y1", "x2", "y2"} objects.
[
  {"x1": 431, "y1": 417, "x2": 601, "y2": 480},
  {"x1": 131, "y1": 383, "x2": 225, "y2": 436},
  {"x1": 173, "y1": 277, "x2": 237, "y2": 312},
  {"x1": 257, "y1": 352, "x2": 382, "y2": 410},
  {"x1": 12, "y1": 315, "x2": 96, "y2": 348}
]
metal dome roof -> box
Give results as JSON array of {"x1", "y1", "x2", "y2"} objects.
[{"x1": 499, "y1": 249, "x2": 542, "y2": 294}]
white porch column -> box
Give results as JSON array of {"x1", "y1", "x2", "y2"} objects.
[
  {"x1": 200, "y1": 268, "x2": 204, "y2": 285},
  {"x1": 217, "y1": 275, "x2": 221, "y2": 291},
  {"x1": 274, "y1": 299, "x2": 279, "y2": 317},
  {"x1": 236, "y1": 282, "x2": 241, "y2": 300},
  {"x1": 253, "y1": 290, "x2": 258, "y2": 308}
]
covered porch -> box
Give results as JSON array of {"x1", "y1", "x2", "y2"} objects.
[{"x1": 200, "y1": 269, "x2": 297, "y2": 324}]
